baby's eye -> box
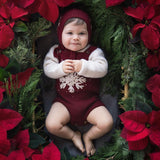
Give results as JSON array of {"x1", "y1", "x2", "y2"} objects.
[
  {"x1": 79, "y1": 32, "x2": 86, "y2": 35},
  {"x1": 67, "y1": 32, "x2": 73, "y2": 35}
]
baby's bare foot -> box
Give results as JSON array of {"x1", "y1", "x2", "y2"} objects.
[
  {"x1": 72, "y1": 131, "x2": 85, "y2": 153},
  {"x1": 83, "y1": 134, "x2": 96, "y2": 157}
]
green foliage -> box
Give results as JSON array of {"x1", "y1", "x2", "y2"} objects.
[
  {"x1": 3, "y1": 17, "x2": 52, "y2": 70},
  {"x1": 29, "y1": 132, "x2": 46, "y2": 149},
  {"x1": 76, "y1": 0, "x2": 132, "y2": 95}
]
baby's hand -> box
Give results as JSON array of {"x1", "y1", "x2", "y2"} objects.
[
  {"x1": 72, "y1": 60, "x2": 82, "y2": 72},
  {"x1": 62, "y1": 59, "x2": 74, "y2": 73}
]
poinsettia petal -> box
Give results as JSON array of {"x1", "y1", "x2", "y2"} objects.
[
  {"x1": 119, "y1": 111, "x2": 148, "y2": 132},
  {"x1": 11, "y1": 68, "x2": 34, "y2": 88},
  {"x1": 148, "y1": 111, "x2": 160, "y2": 147},
  {"x1": 0, "y1": 3, "x2": 10, "y2": 19},
  {"x1": 0, "y1": 24, "x2": 14, "y2": 49},
  {"x1": 128, "y1": 137, "x2": 149, "y2": 150},
  {"x1": 0, "y1": 88, "x2": 5, "y2": 103},
  {"x1": 148, "y1": 110, "x2": 160, "y2": 126},
  {"x1": 0, "y1": 154, "x2": 7, "y2": 160},
  {"x1": 152, "y1": 90, "x2": 160, "y2": 108},
  {"x1": 38, "y1": 1, "x2": 59, "y2": 24},
  {"x1": 31, "y1": 154, "x2": 42, "y2": 160},
  {"x1": 10, "y1": 6, "x2": 28, "y2": 20},
  {"x1": 12, "y1": 129, "x2": 34, "y2": 158},
  {"x1": 23, "y1": 146, "x2": 35, "y2": 159},
  {"x1": 13, "y1": 0, "x2": 35, "y2": 8},
  {"x1": 141, "y1": 25, "x2": 160, "y2": 50},
  {"x1": 149, "y1": 129, "x2": 160, "y2": 147},
  {"x1": 15, "y1": 129, "x2": 30, "y2": 147},
  {"x1": 150, "y1": 152, "x2": 160, "y2": 160},
  {"x1": 0, "y1": 54, "x2": 9, "y2": 68},
  {"x1": 152, "y1": 15, "x2": 160, "y2": 29},
  {"x1": 54, "y1": 0, "x2": 74, "y2": 7},
  {"x1": 0, "y1": 128, "x2": 11, "y2": 155},
  {"x1": 131, "y1": 23, "x2": 145, "y2": 37},
  {"x1": 146, "y1": 52, "x2": 160, "y2": 70},
  {"x1": 42, "y1": 142, "x2": 61, "y2": 160},
  {"x1": 105, "y1": 0, "x2": 125, "y2": 7},
  {"x1": 124, "y1": 6, "x2": 145, "y2": 21},
  {"x1": 125, "y1": 128, "x2": 149, "y2": 141},
  {"x1": 0, "y1": 109, "x2": 23, "y2": 130},
  {"x1": 8, "y1": 149, "x2": 25, "y2": 160},
  {"x1": 148, "y1": 0, "x2": 160, "y2": 5},
  {"x1": 146, "y1": 74, "x2": 160, "y2": 93},
  {"x1": 144, "y1": 5, "x2": 155, "y2": 20}
]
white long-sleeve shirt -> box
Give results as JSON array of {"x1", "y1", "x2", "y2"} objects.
[{"x1": 43, "y1": 44, "x2": 108, "y2": 79}]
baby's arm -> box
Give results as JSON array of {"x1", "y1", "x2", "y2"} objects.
[
  {"x1": 43, "y1": 45, "x2": 67, "y2": 79},
  {"x1": 77, "y1": 48, "x2": 108, "y2": 78}
]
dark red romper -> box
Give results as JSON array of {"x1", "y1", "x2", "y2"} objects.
[{"x1": 53, "y1": 45, "x2": 104, "y2": 126}]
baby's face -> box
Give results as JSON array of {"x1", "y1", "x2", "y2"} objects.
[{"x1": 62, "y1": 21, "x2": 88, "y2": 52}]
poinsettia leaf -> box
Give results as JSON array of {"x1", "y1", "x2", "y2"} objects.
[
  {"x1": 136, "y1": 101, "x2": 152, "y2": 114},
  {"x1": 14, "y1": 21, "x2": 28, "y2": 33},
  {"x1": 0, "y1": 68, "x2": 9, "y2": 81},
  {"x1": 4, "y1": 59, "x2": 21, "y2": 74},
  {"x1": 0, "y1": 109, "x2": 23, "y2": 131},
  {"x1": 29, "y1": 133, "x2": 46, "y2": 149}
]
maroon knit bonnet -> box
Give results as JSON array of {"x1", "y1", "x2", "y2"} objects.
[{"x1": 57, "y1": 9, "x2": 92, "y2": 46}]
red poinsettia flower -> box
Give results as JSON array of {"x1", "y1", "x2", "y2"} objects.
[
  {"x1": 0, "y1": 53, "x2": 9, "y2": 68},
  {"x1": 0, "y1": 0, "x2": 31, "y2": 49},
  {"x1": 9, "y1": 129, "x2": 34, "y2": 159},
  {"x1": 0, "y1": 109, "x2": 23, "y2": 131},
  {"x1": 119, "y1": 110, "x2": 160, "y2": 151},
  {"x1": 124, "y1": 3, "x2": 160, "y2": 50},
  {"x1": 146, "y1": 74, "x2": 160, "y2": 108},
  {"x1": 105, "y1": 0, "x2": 125, "y2": 8},
  {"x1": 150, "y1": 151, "x2": 160, "y2": 160},
  {"x1": 0, "y1": 1, "x2": 28, "y2": 23},
  {"x1": 32, "y1": 142, "x2": 61, "y2": 160},
  {"x1": 146, "y1": 51, "x2": 160, "y2": 71},
  {"x1": 38, "y1": 0, "x2": 74, "y2": 24},
  {"x1": 0, "y1": 109, "x2": 23, "y2": 156}
]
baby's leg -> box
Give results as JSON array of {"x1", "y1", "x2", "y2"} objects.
[
  {"x1": 45, "y1": 102, "x2": 85, "y2": 152},
  {"x1": 83, "y1": 106, "x2": 113, "y2": 157}
]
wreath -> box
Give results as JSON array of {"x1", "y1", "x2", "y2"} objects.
[{"x1": 0, "y1": 0, "x2": 160, "y2": 159}]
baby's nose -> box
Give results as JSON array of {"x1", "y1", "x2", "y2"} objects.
[{"x1": 73, "y1": 34, "x2": 79, "y2": 40}]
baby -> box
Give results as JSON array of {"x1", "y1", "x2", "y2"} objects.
[{"x1": 43, "y1": 8, "x2": 113, "y2": 157}]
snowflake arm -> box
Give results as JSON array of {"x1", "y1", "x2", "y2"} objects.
[
  {"x1": 78, "y1": 48, "x2": 108, "y2": 78},
  {"x1": 43, "y1": 45, "x2": 67, "y2": 79}
]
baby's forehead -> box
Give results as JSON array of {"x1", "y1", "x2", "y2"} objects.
[
  {"x1": 63, "y1": 21, "x2": 87, "y2": 31},
  {"x1": 64, "y1": 18, "x2": 86, "y2": 26}
]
